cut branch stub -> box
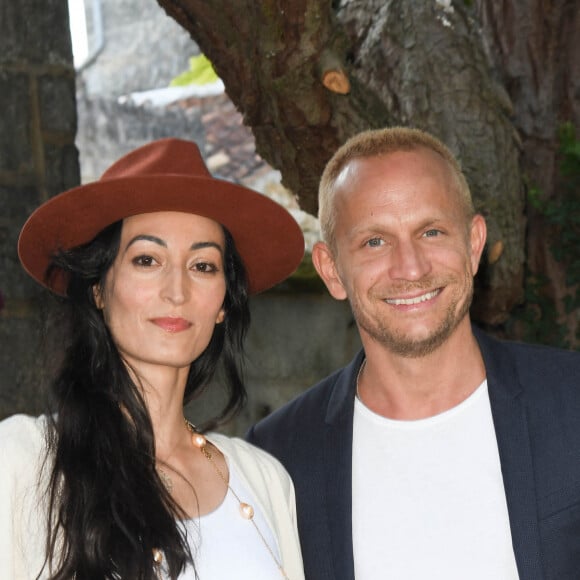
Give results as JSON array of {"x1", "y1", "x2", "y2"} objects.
[
  {"x1": 320, "y1": 49, "x2": 350, "y2": 94},
  {"x1": 322, "y1": 69, "x2": 350, "y2": 94}
]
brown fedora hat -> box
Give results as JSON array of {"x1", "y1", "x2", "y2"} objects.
[{"x1": 18, "y1": 138, "x2": 304, "y2": 295}]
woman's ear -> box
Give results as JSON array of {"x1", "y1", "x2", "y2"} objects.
[
  {"x1": 216, "y1": 308, "x2": 225, "y2": 324},
  {"x1": 93, "y1": 284, "x2": 104, "y2": 309}
]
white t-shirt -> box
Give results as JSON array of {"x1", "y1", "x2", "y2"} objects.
[
  {"x1": 176, "y1": 462, "x2": 283, "y2": 579},
  {"x1": 352, "y1": 380, "x2": 520, "y2": 579}
]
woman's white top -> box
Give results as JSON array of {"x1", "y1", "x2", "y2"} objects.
[{"x1": 175, "y1": 463, "x2": 282, "y2": 579}]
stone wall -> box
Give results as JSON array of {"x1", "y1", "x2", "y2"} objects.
[
  {"x1": 0, "y1": 0, "x2": 79, "y2": 418},
  {"x1": 187, "y1": 292, "x2": 361, "y2": 436}
]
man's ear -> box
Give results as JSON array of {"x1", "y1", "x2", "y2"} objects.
[
  {"x1": 93, "y1": 284, "x2": 104, "y2": 309},
  {"x1": 311, "y1": 241, "x2": 348, "y2": 300},
  {"x1": 469, "y1": 214, "x2": 487, "y2": 276}
]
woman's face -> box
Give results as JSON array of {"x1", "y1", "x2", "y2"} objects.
[{"x1": 94, "y1": 211, "x2": 227, "y2": 378}]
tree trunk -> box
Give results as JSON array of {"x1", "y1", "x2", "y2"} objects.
[
  {"x1": 476, "y1": 0, "x2": 579, "y2": 345},
  {"x1": 157, "y1": 0, "x2": 578, "y2": 344}
]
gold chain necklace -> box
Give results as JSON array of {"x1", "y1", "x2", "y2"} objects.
[{"x1": 153, "y1": 420, "x2": 289, "y2": 579}]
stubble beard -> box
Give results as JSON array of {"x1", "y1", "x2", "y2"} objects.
[{"x1": 351, "y1": 273, "x2": 474, "y2": 358}]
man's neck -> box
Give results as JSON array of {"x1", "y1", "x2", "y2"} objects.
[{"x1": 358, "y1": 322, "x2": 486, "y2": 420}]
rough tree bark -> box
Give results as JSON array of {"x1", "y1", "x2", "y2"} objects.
[
  {"x1": 157, "y1": 0, "x2": 578, "y2": 344},
  {"x1": 476, "y1": 0, "x2": 579, "y2": 344}
]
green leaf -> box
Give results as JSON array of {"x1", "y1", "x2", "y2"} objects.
[{"x1": 170, "y1": 54, "x2": 220, "y2": 87}]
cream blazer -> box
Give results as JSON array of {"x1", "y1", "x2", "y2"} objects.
[{"x1": 0, "y1": 414, "x2": 304, "y2": 580}]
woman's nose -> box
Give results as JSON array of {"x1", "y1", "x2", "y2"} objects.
[{"x1": 161, "y1": 267, "x2": 189, "y2": 304}]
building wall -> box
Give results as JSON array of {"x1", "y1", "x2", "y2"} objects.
[{"x1": 79, "y1": 0, "x2": 194, "y2": 99}]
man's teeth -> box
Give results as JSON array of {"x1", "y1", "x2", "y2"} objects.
[{"x1": 386, "y1": 289, "x2": 439, "y2": 305}]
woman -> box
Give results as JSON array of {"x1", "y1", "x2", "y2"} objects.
[{"x1": 1, "y1": 138, "x2": 305, "y2": 579}]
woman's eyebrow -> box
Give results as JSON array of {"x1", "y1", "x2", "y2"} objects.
[
  {"x1": 190, "y1": 241, "x2": 223, "y2": 253},
  {"x1": 124, "y1": 236, "x2": 223, "y2": 253},
  {"x1": 125, "y1": 234, "x2": 166, "y2": 250}
]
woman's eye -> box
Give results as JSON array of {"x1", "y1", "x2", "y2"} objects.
[
  {"x1": 132, "y1": 255, "x2": 156, "y2": 267},
  {"x1": 194, "y1": 262, "x2": 217, "y2": 273}
]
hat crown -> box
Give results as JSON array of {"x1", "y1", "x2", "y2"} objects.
[{"x1": 101, "y1": 138, "x2": 212, "y2": 181}]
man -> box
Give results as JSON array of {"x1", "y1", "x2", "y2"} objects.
[{"x1": 247, "y1": 127, "x2": 580, "y2": 580}]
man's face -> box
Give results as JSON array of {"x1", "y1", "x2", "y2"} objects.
[{"x1": 314, "y1": 147, "x2": 486, "y2": 358}]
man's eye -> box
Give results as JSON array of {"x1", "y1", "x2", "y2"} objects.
[
  {"x1": 424, "y1": 229, "x2": 441, "y2": 238},
  {"x1": 366, "y1": 238, "x2": 384, "y2": 247}
]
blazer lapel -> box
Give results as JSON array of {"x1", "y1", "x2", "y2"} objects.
[
  {"x1": 323, "y1": 351, "x2": 364, "y2": 580},
  {"x1": 476, "y1": 329, "x2": 545, "y2": 580}
]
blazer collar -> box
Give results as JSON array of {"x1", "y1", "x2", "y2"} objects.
[
  {"x1": 325, "y1": 350, "x2": 365, "y2": 425},
  {"x1": 322, "y1": 350, "x2": 363, "y2": 580}
]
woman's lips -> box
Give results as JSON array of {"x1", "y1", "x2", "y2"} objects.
[{"x1": 150, "y1": 317, "x2": 192, "y2": 333}]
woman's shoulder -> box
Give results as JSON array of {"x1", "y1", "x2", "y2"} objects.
[
  {"x1": 0, "y1": 415, "x2": 51, "y2": 578},
  {"x1": 207, "y1": 432, "x2": 293, "y2": 489},
  {"x1": 0, "y1": 414, "x2": 48, "y2": 468}
]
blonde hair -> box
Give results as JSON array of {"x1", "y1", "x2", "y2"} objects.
[{"x1": 318, "y1": 127, "x2": 474, "y2": 248}]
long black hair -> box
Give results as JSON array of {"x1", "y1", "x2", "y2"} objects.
[{"x1": 40, "y1": 219, "x2": 250, "y2": 579}]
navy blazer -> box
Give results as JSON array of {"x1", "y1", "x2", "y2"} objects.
[{"x1": 247, "y1": 328, "x2": 580, "y2": 580}]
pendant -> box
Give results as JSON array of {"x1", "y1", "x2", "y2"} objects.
[
  {"x1": 191, "y1": 433, "x2": 207, "y2": 448},
  {"x1": 239, "y1": 502, "x2": 254, "y2": 519}
]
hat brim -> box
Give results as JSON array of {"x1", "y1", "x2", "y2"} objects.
[{"x1": 18, "y1": 175, "x2": 305, "y2": 295}]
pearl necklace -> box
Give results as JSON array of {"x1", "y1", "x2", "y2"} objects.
[{"x1": 153, "y1": 420, "x2": 289, "y2": 579}]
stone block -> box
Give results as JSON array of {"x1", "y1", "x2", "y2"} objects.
[
  {"x1": 0, "y1": 0, "x2": 72, "y2": 65},
  {"x1": 39, "y1": 74, "x2": 77, "y2": 133},
  {"x1": 43, "y1": 142, "x2": 80, "y2": 196},
  {"x1": 0, "y1": 314, "x2": 47, "y2": 419},
  {"x1": 0, "y1": 185, "x2": 46, "y2": 299},
  {"x1": 0, "y1": 72, "x2": 32, "y2": 172}
]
